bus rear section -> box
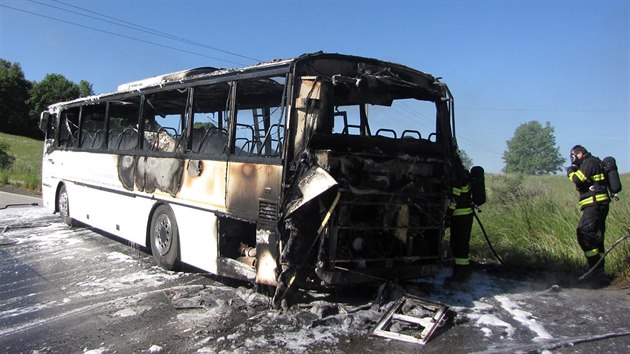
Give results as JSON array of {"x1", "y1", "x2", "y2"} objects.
[{"x1": 273, "y1": 54, "x2": 456, "y2": 303}]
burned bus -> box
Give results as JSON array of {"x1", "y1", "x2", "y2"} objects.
[{"x1": 39, "y1": 52, "x2": 460, "y2": 303}]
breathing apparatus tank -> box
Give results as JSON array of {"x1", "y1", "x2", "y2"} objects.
[
  {"x1": 603, "y1": 156, "x2": 622, "y2": 194},
  {"x1": 470, "y1": 166, "x2": 486, "y2": 206}
]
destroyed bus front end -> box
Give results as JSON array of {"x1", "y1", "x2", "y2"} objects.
[
  {"x1": 313, "y1": 146, "x2": 450, "y2": 285},
  {"x1": 274, "y1": 53, "x2": 457, "y2": 293}
]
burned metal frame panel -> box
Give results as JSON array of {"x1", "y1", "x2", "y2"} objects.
[{"x1": 371, "y1": 295, "x2": 449, "y2": 345}]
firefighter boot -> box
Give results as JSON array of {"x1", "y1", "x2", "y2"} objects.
[
  {"x1": 581, "y1": 255, "x2": 609, "y2": 288},
  {"x1": 446, "y1": 265, "x2": 471, "y2": 283}
]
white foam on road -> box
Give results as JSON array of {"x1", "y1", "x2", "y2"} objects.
[{"x1": 495, "y1": 295, "x2": 553, "y2": 341}]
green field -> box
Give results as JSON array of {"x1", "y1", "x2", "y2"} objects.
[
  {"x1": 1, "y1": 132, "x2": 628, "y2": 281},
  {"x1": 0, "y1": 132, "x2": 43, "y2": 190}
]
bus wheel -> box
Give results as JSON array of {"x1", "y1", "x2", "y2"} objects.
[
  {"x1": 150, "y1": 205, "x2": 180, "y2": 270},
  {"x1": 57, "y1": 184, "x2": 73, "y2": 226}
]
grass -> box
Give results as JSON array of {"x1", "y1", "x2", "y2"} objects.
[
  {"x1": 469, "y1": 173, "x2": 630, "y2": 282},
  {"x1": 0, "y1": 132, "x2": 43, "y2": 191}
]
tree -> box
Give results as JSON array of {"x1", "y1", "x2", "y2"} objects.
[
  {"x1": 0, "y1": 59, "x2": 31, "y2": 135},
  {"x1": 27, "y1": 74, "x2": 94, "y2": 139},
  {"x1": 0, "y1": 59, "x2": 95, "y2": 139},
  {"x1": 78, "y1": 80, "x2": 94, "y2": 97},
  {"x1": 502, "y1": 121, "x2": 564, "y2": 175}
]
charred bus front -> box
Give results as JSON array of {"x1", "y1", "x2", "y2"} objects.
[{"x1": 273, "y1": 54, "x2": 457, "y2": 302}]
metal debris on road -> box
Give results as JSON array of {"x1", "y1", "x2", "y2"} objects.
[{"x1": 371, "y1": 294, "x2": 449, "y2": 345}]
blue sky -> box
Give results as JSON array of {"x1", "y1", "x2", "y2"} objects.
[{"x1": 1, "y1": 0, "x2": 628, "y2": 173}]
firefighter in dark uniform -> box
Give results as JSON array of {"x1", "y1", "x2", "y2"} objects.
[
  {"x1": 447, "y1": 156, "x2": 474, "y2": 282},
  {"x1": 567, "y1": 145, "x2": 610, "y2": 283}
]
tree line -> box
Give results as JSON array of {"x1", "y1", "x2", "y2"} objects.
[{"x1": 0, "y1": 58, "x2": 93, "y2": 139}]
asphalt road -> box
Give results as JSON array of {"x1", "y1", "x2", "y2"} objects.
[
  {"x1": 0, "y1": 190, "x2": 42, "y2": 210},
  {"x1": 1, "y1": 201, "x2": 630, "y2": 353}
]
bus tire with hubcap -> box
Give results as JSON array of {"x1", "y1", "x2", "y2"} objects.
[
  {"x1": 57, "y1": 184, "x2": 74, "y2": 226},
  {"x1": 150, "y1": 204, "x2": 180, "y2": 270}
]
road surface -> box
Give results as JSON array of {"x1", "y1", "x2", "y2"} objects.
[
  {"x1": 1, "y1": 203, "x2": 629, "y2": 353},
  {"x1": 0, "y1": 190, "x2": 42, "y2": 210}
]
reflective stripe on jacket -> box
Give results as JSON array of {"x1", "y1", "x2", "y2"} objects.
[
  {"x1": 450, "y1": 183, "x2": 473, "y2": 216},
  {"x1": 568, "y1": 153, "x2": 609, "y2": 209}
]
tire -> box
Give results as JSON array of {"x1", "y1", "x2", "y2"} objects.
[
  {"x1": 57, "y1": 184, "x2": 74, "y2": 226},
  {"x1": 150, "y1": 204, "x2": 180, "y2": 270}
]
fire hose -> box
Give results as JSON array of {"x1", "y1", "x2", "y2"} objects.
[
  {"x1": 579, "y1": 234, "x2": 630, "y2": 281},
  {"x1": 472, "y1": 209, "x2": 505, "y2": 266},
  {"x1": 0, "y1": 202, "x2": 38, "y2": 210}
]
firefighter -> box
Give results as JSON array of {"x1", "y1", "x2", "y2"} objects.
[
  {"x1": 447, "y1": 155, "x2": 474, "y2": 282},
  {"x1": 566, "y1": 145, "x2": 610, "y2": 285}
]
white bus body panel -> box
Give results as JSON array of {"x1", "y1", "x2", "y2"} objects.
[
  {"x1": 42, "y1": 150, "x2": 223, "y2": 273},
  {"x1": 170, "y1": 204, "x2": 218, "y2": 273}
]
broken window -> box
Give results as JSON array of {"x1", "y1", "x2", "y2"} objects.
[
  {"x1": 360, "y1": 99, "x2": 437, "y2": 141},
  {"x1": 142, "y1": 89, "x2": 188, "y2": 153},
  {"x1": 58, "y1": 107, "x2": 80, "y2": 148},
  {"x1": 78, "y1": 104, "x2": 107, "y2": 149},
  {"x1": 328, "y1": 93, "x2": 438, "y2": 141},
  {"x1": 107, "y1": 98, "x2": 141, "y2": 151},
  {"x1": 232, "y1": 76, "x2": 286, "y2": 157},
  {"x1": 189, "y1": 83, "x2": 230, "y2": 155}
]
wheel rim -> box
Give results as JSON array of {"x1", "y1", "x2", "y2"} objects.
[
  {"x1": 154, "y1": 214, "x2": 172, "y2": 256},
  {"x1": 59, "y1": 189, "x2": 69, "y2": 218}
]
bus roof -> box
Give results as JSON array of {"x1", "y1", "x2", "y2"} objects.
[{"x1": 47, "y1": 52, "x2": 438, "y2": 110}]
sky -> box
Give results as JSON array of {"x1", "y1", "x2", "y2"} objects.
[{"x1": 0, "y1": 0, "x2": 628, "y2": 173}]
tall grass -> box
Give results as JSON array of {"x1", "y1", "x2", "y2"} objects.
[
  {"x1": 471, "y1": 173, "x2": 630, "y2": 280},
  {"x1": 0, "y1": 132, "x2": 43, "y2": 191}
]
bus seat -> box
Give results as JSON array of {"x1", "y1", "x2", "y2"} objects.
[
  {"x1": 191, "y1": 127, "x2": 206, "y2": 153},
  {"x1": 92, "y1": 130, "x2": 104, "y2": 149},
  {"x1": 108, "y1": 129, "x2": 138, "y2": 151},
  {"x1": 79, "y1": 130, "x2": 95, "y2": 148},
  {"x1": 118, "y1": 129, "x2": 138, "y2": 150},
  {"x1": 191, "y1": 127, "x2": 227, "y2": 155},
  {"x1": 401, "y1": 130, "x2": 421, "y2": 140},
  {"x1": 107, "y1": 130, "x2": 122, "y2": 150},
  {"x1": 375, "y1": 128, "x2": 397, "y2": 139}
]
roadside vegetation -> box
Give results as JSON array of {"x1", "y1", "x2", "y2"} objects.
[
  {"x1": 469, "y1": 173, "x2": 630, "y2": 282},
  {"x1": 0, "y1": 132, "x2": 43, "y2": 191}
]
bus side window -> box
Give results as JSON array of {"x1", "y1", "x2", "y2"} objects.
[
  {"x1": 190, "y1": 83, "x2": 230, "y2": 155},
  {"x1": 143, "y1": 90, "x2": 187, "y2": 153},
  {"x1": 79, "y1": 104, "x2": 106, "y2": 150},
  {"x1": 107, "y1": 99, "x2": 141, "y2": 151},
  {"x1": 59, "y1": 108, "x2": 80, "y2": 148},
  {"x1": 232, "y1": 77, "x2": 286, "y2": 157}
]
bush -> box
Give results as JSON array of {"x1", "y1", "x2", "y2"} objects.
[
  {"x1": 0, "y1": 171, "x2": 9, "y2": 184},
  {"x1": 0, "y1": 141, "x2": 16, "y2": 169}
]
